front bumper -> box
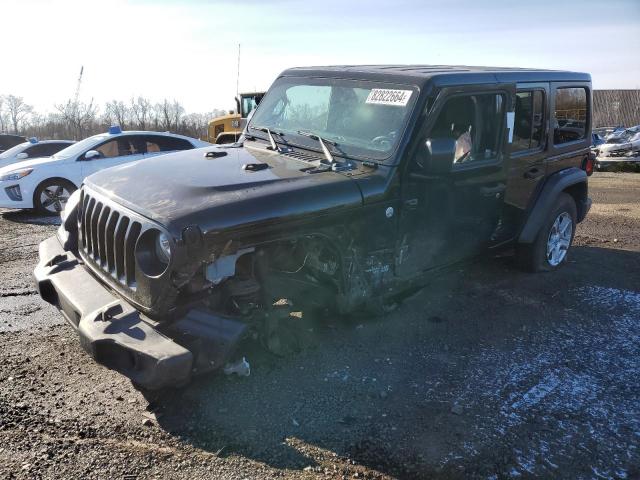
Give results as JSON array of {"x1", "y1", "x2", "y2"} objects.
[
  {"x1": 596, "y1": 155, "x2": 640, "y2": 168},
  {"x1": 0, "y1": 182, "x2": 31, "y2": 209},
  {"x1": 34, "y1": 236, "x2": 246, "y2": 389}
]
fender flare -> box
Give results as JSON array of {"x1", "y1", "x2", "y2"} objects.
[{"x1": 518, "y1": 167, "x2": 587, "y2": 244}]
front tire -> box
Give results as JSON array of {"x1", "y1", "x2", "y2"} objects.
[
  {"x1": 34, "y1": 179, "x2": 77, "y2": 215},
  {"x1": 516, "y1": 193, "x2": 577, "y2": 272}
]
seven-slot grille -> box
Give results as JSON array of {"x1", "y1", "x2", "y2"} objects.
[{"x1": 79, "y1": 189, "x2": 142, "y2": 289}]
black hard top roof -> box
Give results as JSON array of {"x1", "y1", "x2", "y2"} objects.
[{"x1": 282, "y1": 65, "x2": 591, "y2": 88}]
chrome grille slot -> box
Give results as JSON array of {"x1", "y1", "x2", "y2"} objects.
[
  {"x1": 82, "y1": 196, "x2": 96, "y2": 254},
  {"x1": 104, "y1": 210, "x2": 119, "y2": 273},
  {"x1": 114, "y1": 216, "x2": 129, "y2": 281},
  {"x1": 90, "y1": 201, "x2": 102, "y2": 260},
  {"x1": 79, "y1": 188, "x2": 143, "y2": 290},
  {"x1": 97, "y1": 206, "x2": 110, "y2": 266},
  {"x1": 124, "y1": 222, "x2": 141, "y2": 286}
]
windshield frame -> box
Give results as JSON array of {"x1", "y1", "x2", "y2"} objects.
[
  {"x1": 247, "y1": 75, "x2": 420, "y2": 164},
  {"x1": 0, "y1": 142, "x2": 29, "y2": 159}
]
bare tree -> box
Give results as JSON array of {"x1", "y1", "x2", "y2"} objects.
[
  {"x1": 0, "y1": 95, "x2": 7, "y2": 132},
  {"x1": 56, "y1": 99, "x2": 98, "y2": 139},
  {"x1": 104, "y1": 100, "x2": 130, "y2": 129},
  {"x1": 156, "y1": 99, "x2": 185, "y2": 132},
  {"x1": 130, "y1": 96, "x2": 152, "y2": 130},
  {"x1": 5, "y1": 95, "x2": 33, "y2": 134},
  {"x1": 181, "y1": 112, "x2": 211, "y2": 139},
  {"x1": 4, "y1": 91, "x2": 229, "y2": 140}
]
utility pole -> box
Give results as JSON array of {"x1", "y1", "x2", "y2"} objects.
[
  {"x1": 236, "y1": 44, "x2": 241, "y2": 106},
  {"x1": 72, "y1": 66, "x2": 84, "y2": 119}
]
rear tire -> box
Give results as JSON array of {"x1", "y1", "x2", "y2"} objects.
[
  {"x1": 34, "y1": 179, "x2": 77, "y2": 215},
  {"x1": 516, "y1": 193, "x2": 577, "y2": 272}
]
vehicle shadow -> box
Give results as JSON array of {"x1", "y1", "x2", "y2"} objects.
[
  {"x1": 144, "y1": 245, "x2": 640, "y2": 478},
  {"x1": 0, "y1": 208, "x2": 60, "y2": 225}
]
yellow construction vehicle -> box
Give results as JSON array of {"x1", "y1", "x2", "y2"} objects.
[{"x1": 208, "y1": 92, "x2": 265, "y2": 144}]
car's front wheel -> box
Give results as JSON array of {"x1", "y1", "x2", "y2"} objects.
[
  {"x1": 517, "y1": 193, "x2": 577, "y2": 272},
  {"x1": 34, "y1": 179, "x2": 77, "y2": 215}
]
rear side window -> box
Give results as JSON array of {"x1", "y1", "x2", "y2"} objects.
[
  {"x1": 554, "y1": 87, "x2": 588, "y2": 145},
  {"x1": 144, "y1": 135, "x2": 194, "y2": 152},
  {"x1": 513, "y1": 91, "x2": 545, "y2": 152},
  {"x1": 27, "y1": 142, "x2": 71, "y2": 157}
]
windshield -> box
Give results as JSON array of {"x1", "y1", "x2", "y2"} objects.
[
  {"x1": 248, "y1": 77, "x2": 418, "y2": 162},
  {"x1": 0, "y1": 142, "x2": 28, "y2": 159},
  {"x1": 53, "y1": 134, "x2": 109, "y2": 159}
]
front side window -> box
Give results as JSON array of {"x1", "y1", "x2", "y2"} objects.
[
  {"x1": 513, "y1": 90, "x2": 545, "y2": 152},
  {"x1": 249, "y1": 77, "x2": 418, "y2": 162},
  {"x1": 25, "y1": 143, "x2": 69, "y2": 158},
  {"x1": 93, "y1": 138, "x2": 135, "y2": 159},
  {"x1": 429, "y1": 93, "x2": 505, "y2": 165},
  {"x1": 554, "y1": 87, "x2": 588, "y2": 145}
]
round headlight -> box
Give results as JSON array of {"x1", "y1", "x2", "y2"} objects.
[
  {"x1": 156, "y1": 232, "x2": 171, "y2": 264},
  {"x1": 135, "y1": 229, "x2": 172, "y2": 277}
]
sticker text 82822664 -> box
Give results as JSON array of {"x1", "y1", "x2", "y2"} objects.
[{"x1": 365, "y1": 89, "x2": 413, "y2": 107}]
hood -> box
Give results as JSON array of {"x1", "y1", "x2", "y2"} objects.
[
  {"x1": 0, "y1": 155, "x2": 60, "y2": 174},
  {"x1": 85, "y1": 145, "x2": 365, "y2": 236}
]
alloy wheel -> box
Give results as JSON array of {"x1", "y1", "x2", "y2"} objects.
[
  {"x1": 546, "y1": 212, "x2": 573, "y2": 266},
  {"x1": 40, "y1": 185, "x2": 71, "y2": 214}
]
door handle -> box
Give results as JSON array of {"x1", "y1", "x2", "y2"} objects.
[
  {"x1": 524, "y1": 167, "x2": 544, "y2": 179},
  {"x1": 480, "y1": 183, "x2": 506, "y2": 196},
  {"x1": 404, "y1": 198, "x2": 419, "y2": 209}
]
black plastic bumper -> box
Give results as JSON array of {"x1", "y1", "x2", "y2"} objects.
[{"x1": 34, "y1": 236, "x2": 195, "y2": 390}]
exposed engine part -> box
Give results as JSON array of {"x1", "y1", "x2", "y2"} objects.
[{"x1": 206, "y1": 247, "x2": 255, "y2": 284}]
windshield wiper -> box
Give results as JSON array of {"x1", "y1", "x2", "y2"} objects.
[
  {"x1": 297, "y1": 130, "x2": 337, "y2": 164},
  {"x1": 250, "y1": 125, "x2": 283, "y2": 152}
]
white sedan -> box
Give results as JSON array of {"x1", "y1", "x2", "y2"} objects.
[
  {"x1": 0, "y1": 128, "x2": 210, "y2": 214},
  {"x1": 0, "y1": 139, "x2": 75, "y2": 169}
]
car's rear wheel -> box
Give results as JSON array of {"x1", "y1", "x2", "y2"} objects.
[
  {"x1": 516, "y1": 193, "x2": 577, "y2": 272},
  {"x1": 34, "y1": 179, "x2": 77, "y2": 215}
]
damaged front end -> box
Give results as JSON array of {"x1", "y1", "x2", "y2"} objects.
[
  {"x1": 34, "y1": 188, "x2": 254, "y2": 389},
  {"x1": 35, "y1": 184, "x2": 368, "y2": 389}
]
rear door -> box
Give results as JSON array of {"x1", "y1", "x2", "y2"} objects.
[
  {"x1": 504, "y1": 83, "x2": 549, "y2": 231},
  {"x1": 547, "y1": 83, "x2": 592, "y2": 175},
  {"x1": 396, "y1": 84, "x2": 515, "y2": 278}
]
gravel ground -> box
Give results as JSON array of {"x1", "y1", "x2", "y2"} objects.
[{"x1": 0, "y1": 172, "x2": 639, "y2": 479}]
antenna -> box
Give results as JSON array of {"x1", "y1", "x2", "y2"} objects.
[
  {"x1": 72, "y1": 65, "x2": 84, "y2": 118},
  {"x1": 236, "y1": 44, "x2": 241, "y2": 102}
]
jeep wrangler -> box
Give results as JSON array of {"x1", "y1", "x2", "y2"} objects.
[{"x1": 35, "y1": 65, "x2": 593, "y2": 389}]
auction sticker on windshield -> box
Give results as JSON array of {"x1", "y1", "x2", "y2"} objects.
[{"x1": 366, "y1": 89, "x2": 413, "y2": 106}]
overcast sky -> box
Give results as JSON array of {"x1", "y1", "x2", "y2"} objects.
[{"x1": 2, "y1": 0, "x2": 639, "y2": 113}]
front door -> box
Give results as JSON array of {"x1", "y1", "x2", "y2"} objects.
[{"x1": 396, "y1": 85, "x2": 514, "y2": 278}]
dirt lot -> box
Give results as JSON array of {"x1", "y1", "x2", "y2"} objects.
[{"x1": 0, "y1": 172, "x2": 639, "y2": 479}]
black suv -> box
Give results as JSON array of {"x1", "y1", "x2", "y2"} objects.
[{"x1": 35, "y1": 66, "x2": 593, "y2": 389}]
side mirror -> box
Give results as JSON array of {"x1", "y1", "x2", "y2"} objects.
[
  {"x1": 84, "y1": 150, "x2": 101, "y2": 160},
  {"x1": 422, "y1": 138, "x2": 456, "y2": 175},
  {"x1": 16, "y1": 152, "x2": 28, "y2": 160}
]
